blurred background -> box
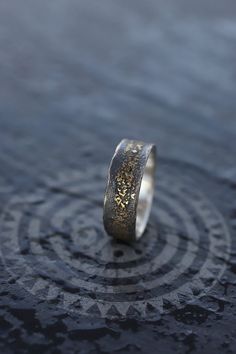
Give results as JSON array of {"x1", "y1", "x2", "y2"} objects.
[
  {"x1": 0, "y1": 1, "x2": 236, "y2": 353},
  {"x1": 0, "y1": 0, "x2": 236, "y2": 185}
]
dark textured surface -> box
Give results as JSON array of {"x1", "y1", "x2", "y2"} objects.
[{"x1": 0, "y1": 0, "x2": 236, "y2": 353}]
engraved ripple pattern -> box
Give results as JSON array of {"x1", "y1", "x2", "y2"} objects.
[{"x1": 0, "y1": 163, "x2": 231, "y2": 319}]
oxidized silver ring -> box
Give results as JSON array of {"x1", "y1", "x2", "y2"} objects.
[{"x1": 103, "y1": 139, "x2": 157, "y2": 242}]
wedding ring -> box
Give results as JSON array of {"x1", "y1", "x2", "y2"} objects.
[{"x1": 103, "y1": 139, "x2": 156, "y2": 242}]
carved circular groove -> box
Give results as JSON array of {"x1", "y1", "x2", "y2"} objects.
[{"x1": 0, "y1": 163, "x2": 231, "y2": 319}]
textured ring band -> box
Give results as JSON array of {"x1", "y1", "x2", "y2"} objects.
[{"x1": 103, "y1": 139, "x2": 157, "y2": 242}]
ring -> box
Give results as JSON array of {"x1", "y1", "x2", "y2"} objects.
[{"x1": 103, "y1": 139, "x2": 157, "y2": 242}]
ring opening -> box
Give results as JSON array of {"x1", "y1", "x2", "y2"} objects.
[{"x1": 135, "y1": 150, "x2": 155, "y2": 239}]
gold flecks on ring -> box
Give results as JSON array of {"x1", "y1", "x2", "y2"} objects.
[{"x1": 114, "y1": 142, "x2": 143, "y2": 211}]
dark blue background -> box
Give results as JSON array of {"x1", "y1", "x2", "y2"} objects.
[{"x1": 0, "y1": 1, "x2": 236, "y2": 353}]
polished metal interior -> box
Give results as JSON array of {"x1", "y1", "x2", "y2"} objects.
[{"x1": 135, "y1": 150, "x2": 156, "y2": 239}]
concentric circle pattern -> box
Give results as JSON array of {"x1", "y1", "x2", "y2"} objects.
[{"x1": 0, "y1": 163, "x2": 231, "y2": 319}]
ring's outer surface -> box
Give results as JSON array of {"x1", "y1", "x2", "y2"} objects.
[{"x1": 103, "y1": 139, "x2": 156, "y2": 242}]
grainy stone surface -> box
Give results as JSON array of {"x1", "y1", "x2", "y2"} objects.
[{"x1": 0, "y1": 0, "x2": 236, "y2": 353}]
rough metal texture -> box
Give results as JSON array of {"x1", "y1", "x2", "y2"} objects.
[
  {"x1": 103, "y1": 139, "x2": 156, "y2": 241},
  {"x1": 0, "y1": 0, "x2": 236, "y2": 353}
]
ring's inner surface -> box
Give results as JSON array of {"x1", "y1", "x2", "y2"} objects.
[{"x1": 136, "y1": 150, "x2": 155, "y2": 239}]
